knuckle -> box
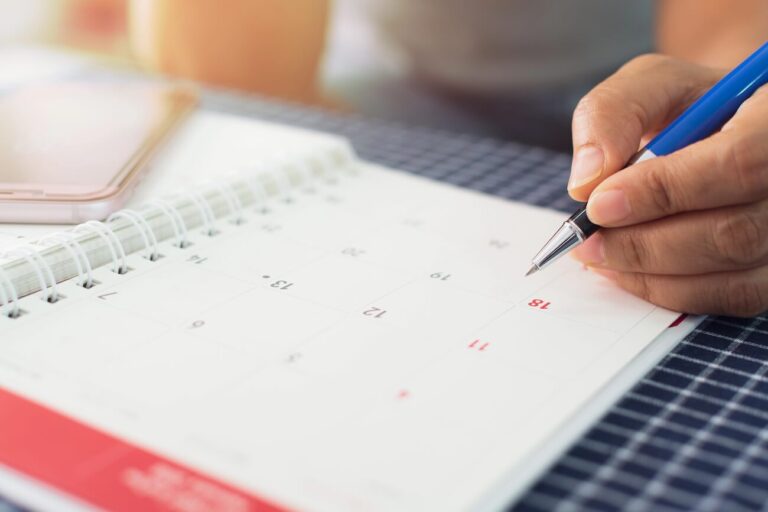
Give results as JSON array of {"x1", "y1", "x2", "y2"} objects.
[
  {"x1": 643, "y1": 167, "x2": 677, "y2": 215},
  {"x1": 573, "y1": 93, "x2": 607, "y2": 121},
  {"x1": 616, "y1": 231, "x2": 651, "y2": 269},
  {"x1": 620, "y1": 272, "x2": 654, "y2": 302},
  {"x1": 574, "y1": 88, "x2": 647, "y2": 153},
  {"x1": 725, "y1": 132, "x2": 768, "y2": 198},
  {"x1": 713, "y1": 209, "x2": 767, "y2": 267},
  {"x1": 623, "y1": 53, "x2": 671, "y2": 72},
  {"x1": 576, "y1": 82, "x2": 633, "y2": 119},
  {"x1": 722, "y1": 278, "x2": 768, "y2": 317}
]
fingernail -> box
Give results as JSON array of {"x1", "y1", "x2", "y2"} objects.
[
  {"x1": 589, "y1": 267, "x2": 618, "y2": 281},
  {"x1": 571, "y1": 233, "x2": 605, "y2": 265},
  {"x1": 587, "y1": 189, "x2": 631, "y2": 224},
  {"x1": 568, "y1": 145, "x2": 604, "y2": 189}
]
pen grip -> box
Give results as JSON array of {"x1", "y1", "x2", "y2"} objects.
[
  {"x1": 568, "y1": 206, "x2": 598, "y2": 239},
  {"x1": 568, "y1": 147, "x2": 651, "y2": 240}
]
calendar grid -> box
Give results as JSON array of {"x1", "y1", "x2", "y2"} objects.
[{"x1": 198, "y1": 88, "x2": 768, "y2": 512}]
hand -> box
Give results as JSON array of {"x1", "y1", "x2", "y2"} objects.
[{"x1": 567, "y1": 54, "x2": 768, "y2": 317}]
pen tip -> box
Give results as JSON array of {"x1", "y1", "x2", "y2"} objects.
[{"x1": 525, "y1": 266, "x2": 538, "y2": 277}]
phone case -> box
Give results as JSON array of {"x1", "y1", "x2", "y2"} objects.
[{"x1": 0, "y1": 81, "x2": 198, "y2": 223}]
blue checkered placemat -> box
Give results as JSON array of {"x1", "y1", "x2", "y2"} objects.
[
  {"x1": 1, "y1": 85, "x2": 766, "y2": 511},
  {"x1": 0, "y1": 498, "x2": 25, "y2": 512}
]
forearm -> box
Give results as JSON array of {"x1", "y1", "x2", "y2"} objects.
[
  {"x1": 656, "y1": 0, "x2": 768, "y2": 68},
  {"x1": 129, "y1": 0, "x2": 331, "y2": 102}
]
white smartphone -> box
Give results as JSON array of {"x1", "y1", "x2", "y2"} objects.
[{"x1": 0, "y1": 82, "x2": 197, "y2": 223}]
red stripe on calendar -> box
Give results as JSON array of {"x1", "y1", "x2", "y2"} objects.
[
  {"x1": 0, "y1": 387, "x2": 288, "y2": 512},
  {"x1": 669, "y1": 314, "x2": 688, "y2": 328}
]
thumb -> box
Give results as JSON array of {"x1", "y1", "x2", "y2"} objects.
[{"x1": 568, "y1": 54, "x2": 720, "y2": 202}]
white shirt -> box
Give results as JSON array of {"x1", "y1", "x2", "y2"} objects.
[{"x1": 363, "y1": 0, "x2": 654, "y2": 95}]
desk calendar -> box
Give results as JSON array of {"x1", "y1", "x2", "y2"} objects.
[{"x1": 0, "y1": 112, "x2": 694, "y2": 512}]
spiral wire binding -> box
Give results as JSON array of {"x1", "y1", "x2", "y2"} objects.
[
  {"x1": 266, "y1": 156, "x2": 295, "y2": 198},
  {"x1": 292, "y1": 157, "x2": 317, "y2": 191},
  {"x1": 185, "y1": 191, "x2": 219, "y2": 236},
  {"x1": 0, "y1": 266, "x2": 20, "y2": 317},
  {"x1": 144, "y1": 199, "x2": 190, "y2": 248},
  {"x1": 0, "y1": 269, "x2": 12, "y2": 317},
  {"x1": 38, "y1": 232, "x2": 94, "y2": 288},
  {"x1": 214, "y1": 181, "x2": 245, "y2": 224},
  {"x1": 89, "y1": 221, "x2": 129, "y2": 273},
  {"x1": 74, "y1": 221, "x2": 128, "y2": 275},
  {"x1": 7, "y1": 246, "x2": 60, "y2": 303},
  {"x1": 245, "y1": 171, "x2": 269, "y2": 209},
  {"x1": 284, "y1": 156, "x2": 315, "y2": 195},
  {"x1": 0, "y1": 143, "x2": 355, "y2": 319},
  {"x1": 107, "y1": 209, "x2": 161, "y2": 262}
]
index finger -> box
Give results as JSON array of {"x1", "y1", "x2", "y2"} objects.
[
  {"x1": 586, "y1": 86, "x2": 768, "y2": 227},
  {"x1": 569, "y1": 55, "x2": 720, "y2": 201}
]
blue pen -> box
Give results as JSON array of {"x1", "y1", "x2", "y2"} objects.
[{"x1": 527, "y1": 41, "x2": 768, "y2": 276}]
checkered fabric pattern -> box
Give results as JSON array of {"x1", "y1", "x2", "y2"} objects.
[
  {"x1": 1, "y1": 86, "x2": 766, "y2": 511},
  {"x1": 0, "y1": 498, "x2": 25, "y2": 512}
]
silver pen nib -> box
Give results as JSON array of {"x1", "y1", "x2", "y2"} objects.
[
  {"x1": 528, "y1": 220, "x2": 585, "y2": 274},
  {"x1": 525, "y1": 266, "x2": 539, "y2": 277}
]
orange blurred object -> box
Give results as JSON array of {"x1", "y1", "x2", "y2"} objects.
[
  {"x1": 62, "y1": 0, "x2": 128, "y2": 53},
  {"x1": 129, "y1": 0, "x2": 330, "y2": 103}
]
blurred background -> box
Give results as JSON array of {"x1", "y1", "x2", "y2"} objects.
[
  {"x1": 0, "y1": 0, "x2": 396, "y2": 105},
  {"x1": 0, "y1": 0, "x2": 571, "y2": 149},
  {"x1": 0, "y1": 0, "x2": 129, "y2": 55},
  {"x1": 0, "y1": 0, "x2": 683, "y2": 155},
  {"x1": 5, "y1": 0, "x2": 760, "y2": 152}
]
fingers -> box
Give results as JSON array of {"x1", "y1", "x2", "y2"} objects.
[
  {"x1": 571, "y1": 59, "x2": 768, "y2": 317},
  {"x1": 586, "y1": 103, "x2": 768, "y2": 228},
  {"x1": 572, "y1": 200, "x2": 768, "y2": 275},
  {"x1": 603, "y1": 266, "x2": 768, "y2": 317},
  {"x1": 569, "y1": 54, "x2": 720, "y2": 201}
]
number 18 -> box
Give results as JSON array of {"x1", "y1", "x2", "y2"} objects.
[{"x1": 528, "y1": 299, "x2": 551, "y2": 310}]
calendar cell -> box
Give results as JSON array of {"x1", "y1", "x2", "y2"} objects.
[
  {"x1": 90, "y1": 261, "x2": 253, "y2": 325},
  {"x1": 370, "y1": 279, "x2": 512, "y2": 339},
  {"x1": 89, "y1": 331, "x2": 257, "y2": 410},
  {"x1": 183, "y1": 288, "x2": 346, "y2": 356},
  {"x1": 281, "y1": 255, "x2": 413, "y2": 312},
  {"x1": 0, "y1": 299, "x2": 168, "y2": 376},
  {"x1": 472, "y1": 307, "x2": 619, "y2": 377},
  {"x1": 203, "y1": 230, "x2": 326, "y2": 285},
  {"x1": 524, "y1": 266, "x2": 657, "y2": 333}
]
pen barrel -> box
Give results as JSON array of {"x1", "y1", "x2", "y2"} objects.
[
  {"x1": 568, "y1": 207, "x2": 598, "y2": 239},
  {"x1": 646, "y1": 40, "x2": 768, "y2": 156}
]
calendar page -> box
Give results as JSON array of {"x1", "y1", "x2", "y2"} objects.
[{"x1": 0, "y1": 113, "x2": 684, "y2": 512}]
